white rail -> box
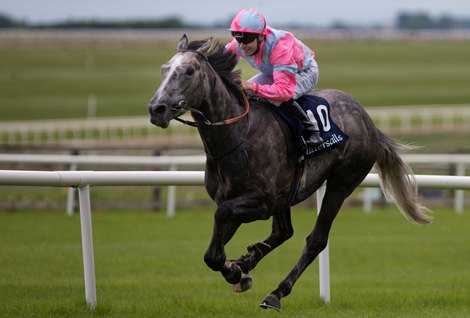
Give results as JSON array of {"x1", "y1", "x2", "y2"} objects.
[
  {"x1": 0, "y1": 154, "x2": 206, "y2": 166},
  {"x1": 0, "y1": 154, "x2": 206, "y2": 217},
  {"x1": 1, "y1": 170, "x2": 470, "y2": 308},
  {"x1": 1, "y1": 105, "x2": 469, "y2": 145},
  {"x1": 0, "y1": 115, "x2": 195, "y2": 145},
  {"x1": 3, "y1": 170, "x2": 469, "y2": 189},
  {"x1": 1, "y1": 153, "x2": 469, "y2": 166},
  {"x1": 368, "y1": 105, "x2": 470, "y2": 134},
  {"x1": 0, "y1": 153, "x2": 468, "y2": 215}
]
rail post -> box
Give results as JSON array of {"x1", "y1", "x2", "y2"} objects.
[
  {"x1": 78, "y1": 185, "x2": 97, "y2": 309},
  {"x1": 167, "y1": 164, "x2": 177, "y2": 218},
  {"x1": 455, "y1": 163, "x2": 466, "y2": 214},
  {"x1": 317, "y1": 182, "x2": 330, "y2": 303}
]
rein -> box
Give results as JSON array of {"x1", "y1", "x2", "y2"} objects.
[
  {"x1": 173, "y1": 93, "x2": 250, "y2": 127},
  {"x1": 172, "y1": 49, "x2": 250, "y2": 127}
]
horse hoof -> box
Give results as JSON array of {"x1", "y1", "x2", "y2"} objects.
[
  {"x1": 259, "y1": 294, "x2": 281, "y2": 311},
  {"x1": 233, "y1": 272, "x2": 252, "y2": 293},
  {"x1": 222, "y1": 261, "x2": 242, "y2": 284}
]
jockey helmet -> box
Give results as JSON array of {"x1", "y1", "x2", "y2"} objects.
[{"x1": 229, "y1": 8, "x2": 266, "y2": 35}]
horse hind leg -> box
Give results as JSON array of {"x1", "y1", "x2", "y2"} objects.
[
  {"x1": 233, "y1": 207, "x2": 294, "y2": 293},
  {"x1": 259, "y1": 182, "x2": 357, "y2": 310},
  {"x1": 259, "y1": 155, "x2": 376, "y2": 310}
]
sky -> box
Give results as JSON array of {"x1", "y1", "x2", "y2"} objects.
[{"x1": 2, "y1": 0, "x2": 470, "y2": 26}]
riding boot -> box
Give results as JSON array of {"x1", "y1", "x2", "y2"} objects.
[{"x1": 281, "y1": 99, "x2": 324, "y2": 147}]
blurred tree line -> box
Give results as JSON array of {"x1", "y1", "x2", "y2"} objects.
[
  {"x1": 397, "y1": 12, "x2": 470, "y2": 29},
  {"x1": 0, "y1": 13, "x2": 26, "y2": 28},
  {"x1": 40, "y1": 17, "x2": 189, "y2": 29},
  {"x1": 0, "y1": 14, "x2": 194, "y2": 29},
  {"x1": 1, "y1": 11, "x2": 470, "y2": 30}
]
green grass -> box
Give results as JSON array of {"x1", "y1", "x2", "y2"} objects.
[
  {"x1": 1, "y1": 207, "x2": 469, "y2": 317},
  {"x1": 309, "y1": 39, "x2": 470, "y2": 106},
  {"x1": 1, "y1": 38, "x2": 470, "y2": 121},
  {"x1": 0, "y1": 45, "x2": 172, "y2": 120},
  {"x1": 1, "y1": 35, "x2": 469, "y2": 151}
]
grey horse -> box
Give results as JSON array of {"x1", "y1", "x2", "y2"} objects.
[{"x1": 147, "y1": 35, "x2": 431, "y2": 311}]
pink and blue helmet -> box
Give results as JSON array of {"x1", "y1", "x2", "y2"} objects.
[{"x1": 229, "y1": 8, "x2": 266, "y2": 34}]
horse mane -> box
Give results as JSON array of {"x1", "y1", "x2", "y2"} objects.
[{"x1": 187, "y1": 39, "x2": 242, "y2": 95}]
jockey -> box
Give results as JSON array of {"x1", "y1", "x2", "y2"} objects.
[{"x1": 226, "y1": 8, "x2": 323, "y2": 147}]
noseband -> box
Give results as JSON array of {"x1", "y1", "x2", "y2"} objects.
[{"x1": 171, "y1": 49, "x2": 250, "y2": 127}]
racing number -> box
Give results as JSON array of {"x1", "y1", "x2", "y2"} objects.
[{"x1": 306, "y1": 104, "x2": 331, "y2": 132}]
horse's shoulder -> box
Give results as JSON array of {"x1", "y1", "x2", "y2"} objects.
[
  {"x1": 248, "y1": 98, "x2": 279, "y2": 121},
  {"x1": 258, "y1": 102, "x2": 291, "y2": 129},
  {"x1": 246, "y1": 98, "x2": 294, "y2": 150}
]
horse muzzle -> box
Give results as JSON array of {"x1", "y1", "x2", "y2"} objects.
[{"x1": 148, "y1": 99, "x2": 187, "y2": 128}]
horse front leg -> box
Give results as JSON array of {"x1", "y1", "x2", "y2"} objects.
[
  {"x1": 203, "y1": 197, "x2": 270, "y2": 285},
  {"x1": 233, "y1": 208, "x2": 294, "y2": 292},
  {"x1": 204, "y1": 205, "x2": 242, "y2": 284}
]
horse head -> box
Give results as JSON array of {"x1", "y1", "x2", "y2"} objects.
[{"x1": 148, "y1": 34, "x2": 213, "y2": 128}]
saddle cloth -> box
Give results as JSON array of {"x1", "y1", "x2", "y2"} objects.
[{"x1": 271, "y1": 95, "x2": 349, "y2": 159}]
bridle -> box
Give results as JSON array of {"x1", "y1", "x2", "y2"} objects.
[
  {"x1": 170, "y1": 49, "x2": 250, "y2": 127},
  {"x1": 173, "y1": 94, "x2": 250, "y2": 127}
]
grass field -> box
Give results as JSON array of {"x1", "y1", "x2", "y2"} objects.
[
  {"x1": 1, "y1": 35, "x2": 470, "y2": 121},
  {"x1": 1, "y1": 207, "x2": 469, "y2": 317},
  {"x1": 1, "y1": 33, "x2": 469, "y2": 317},
  {"x1": 1, "y1": 34, "x2": 470, "y2": 153}
]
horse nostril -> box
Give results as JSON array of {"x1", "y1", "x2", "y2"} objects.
[{"x1": 151, "y1": 104, "x2": 167, "y2": 115}]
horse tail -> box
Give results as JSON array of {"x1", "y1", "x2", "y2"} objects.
[{"x1": 375, "y1": 130, "x2": 432, "y2": 224}]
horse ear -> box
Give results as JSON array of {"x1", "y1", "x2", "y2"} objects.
[
  {"x1": 197, "y1": 37, "x2": 213, "y2": 53},
  {"x1": 177, "y1": 34, "x2": 189, "y2": 51}
]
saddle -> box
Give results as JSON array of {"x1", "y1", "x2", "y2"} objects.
[{"x1": 252, "y1": 94, "x2": 349, "y2": 160}]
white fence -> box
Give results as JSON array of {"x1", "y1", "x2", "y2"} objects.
[
  {"x1": 1, "y1": 105, "x2": 469, "y2": 145},
  {"x1": 369, "y1": 105, "x2": 470, "y2": 134},
  {"x1": 0, "y1": 115, "x2": 195, "y2": 145},
  {"x1": 366, "y1": 154, "x2": 470, "y2": 213},
  {"x1": 0, "y1": 154, "x2": 206, "y2": 217},
  {"x1": 1, "y1": 169, "x2": 470, "y2": 309},
  {"x1": 1, "y1": 153, "x2": 468, "y2": 215}
]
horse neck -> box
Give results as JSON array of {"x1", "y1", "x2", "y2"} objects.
[{"x1": 196, "y1": 78, "x2": 247, "y2": 158}]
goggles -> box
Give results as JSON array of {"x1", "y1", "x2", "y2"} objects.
[{"x1": 231, "y1": 31, "x2": 258, "y2": 44}]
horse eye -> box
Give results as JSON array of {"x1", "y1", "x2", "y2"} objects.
[{"x1": 185, "y1": 66, "x2": 195, "y2": 76}]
